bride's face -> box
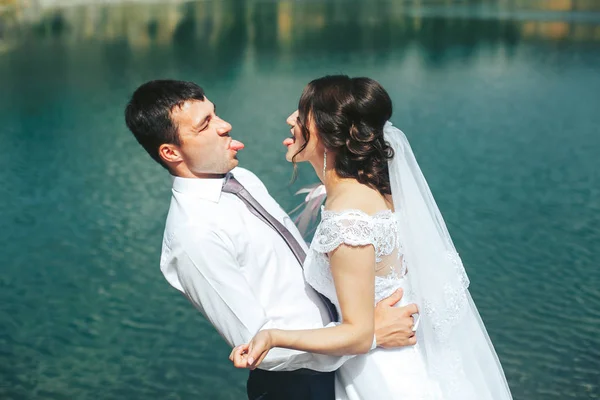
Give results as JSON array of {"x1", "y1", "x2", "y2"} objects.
[{"x1": 284, "y1": 110, "x2": 321, "y2": 163}]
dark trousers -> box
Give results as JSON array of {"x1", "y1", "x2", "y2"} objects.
[{"x1": 247, "y1": 368, "x2": 335, "y2": 400}]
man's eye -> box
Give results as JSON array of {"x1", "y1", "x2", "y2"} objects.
[{"x1": 200, "y1": 119, "x2": 211, "y2": 131}]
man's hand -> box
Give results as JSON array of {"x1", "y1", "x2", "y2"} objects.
[{"x1": 373, "y1": 288, "x2": 419, "y2": 348}]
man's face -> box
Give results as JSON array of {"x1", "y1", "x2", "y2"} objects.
[{"x1": 169, "y1": 99, "x2": 243, "y2": 177}]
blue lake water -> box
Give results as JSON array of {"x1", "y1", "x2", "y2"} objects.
[{"x1": 0, "y1": 0, "x2": 599, "y2": 399}]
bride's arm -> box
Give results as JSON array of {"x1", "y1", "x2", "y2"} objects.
[{"x1": 243, "y1": 243, "x2": 376, "y2": 367}]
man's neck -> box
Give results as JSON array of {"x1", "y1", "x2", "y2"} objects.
[{"x1": 173, "y1": 170, "x2": 228, "y2": 180}]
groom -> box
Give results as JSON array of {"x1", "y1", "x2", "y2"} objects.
[{"x1": 125, "y1": 80, "x2": 418, "y2": 400}]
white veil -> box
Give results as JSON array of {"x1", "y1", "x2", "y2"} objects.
[{"x1": 384, "y1": 122, "x2": 513, "y2": 399}]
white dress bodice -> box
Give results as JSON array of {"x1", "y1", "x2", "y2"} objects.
[
  {"x1": 304, "y1": 207, "x2": 409, "y2": 318},
  {"x1": 304, "y1": 207, "x2": 444, "y2": 400}
]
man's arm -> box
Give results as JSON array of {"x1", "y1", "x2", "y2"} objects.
[{"x1": 170, "y1": 226, "x2": 352, "y2": 372}]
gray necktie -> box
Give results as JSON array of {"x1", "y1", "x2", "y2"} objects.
[{"x1": 222, "y1": 174, "x2": 339, "y2": 322}]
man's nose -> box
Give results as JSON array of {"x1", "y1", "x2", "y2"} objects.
[{"x1": 215, "y1": 117, "x2": 232, "y2": 135}]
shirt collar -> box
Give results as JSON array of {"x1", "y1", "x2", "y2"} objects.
[{"x1": 171, "y1": 174, "x2": 226, "y2": 203}]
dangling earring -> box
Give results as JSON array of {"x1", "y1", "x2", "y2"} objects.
[{"x1": 323, "y1": 150, "x2": 327, "y2": 182}]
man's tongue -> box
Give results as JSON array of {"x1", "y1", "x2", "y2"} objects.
[
  {"x1": 229, "y1": 140, "x2": 245, "y2": 151},
  {"x1": 283, "y1": 138, "x2": 294, "y2": 146}
]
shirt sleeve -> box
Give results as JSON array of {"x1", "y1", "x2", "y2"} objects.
[{"x1": 168, "y1": 225, "x2": 354, "y2": 372}]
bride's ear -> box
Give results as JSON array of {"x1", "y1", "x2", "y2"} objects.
[{"x1": 158, "y1": 143, "x2": 183, "y2": 165}]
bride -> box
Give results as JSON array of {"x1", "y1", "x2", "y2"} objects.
[{"x1": 233, "y1": 75, "x2": 513, "y2": 399}]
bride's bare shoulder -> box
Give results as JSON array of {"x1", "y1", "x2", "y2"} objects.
[{"x1": 325, "y1": 182, "x2": 390, "y2": 216}]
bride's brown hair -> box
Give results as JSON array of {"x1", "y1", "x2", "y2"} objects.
[{"x1": 293, "y1": 75, "x2": 394, "y2": 195}]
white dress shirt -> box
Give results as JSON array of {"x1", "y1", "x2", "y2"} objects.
[{"x1": 160, "y1": 167, "x2": 351, "y2": 372}]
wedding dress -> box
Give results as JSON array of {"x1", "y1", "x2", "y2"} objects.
[
  {"x1": 305, "y1": 207, "x2": 444, "y2": 399},
  {"x1": 302, "y1": 123, "x2": 513, "y2": 400}
]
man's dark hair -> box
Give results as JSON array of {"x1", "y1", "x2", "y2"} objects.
[{"x1": 124, "y1": 80, "x2": 205, "y2": 169}]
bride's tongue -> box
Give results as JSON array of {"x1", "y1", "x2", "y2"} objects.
[
  {"x1": 229, "y1": 140, "x2": 245, "y2": 151},
  {"x1": 283, "y1": 137, "x2": 295, "y2": 147}
]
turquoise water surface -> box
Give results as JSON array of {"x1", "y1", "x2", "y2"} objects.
[{"x1": 1, "y1": 1, "x2": 599, "y2": 399}]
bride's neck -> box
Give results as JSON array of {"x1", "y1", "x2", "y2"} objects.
[
  {"x1": 311, "y1": 157, "x2": 352, "y2": 197},
  {"x1": 323, "y1": 173, "x2": 346, "y2": 197}
]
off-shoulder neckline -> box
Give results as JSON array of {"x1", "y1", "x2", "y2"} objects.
[{"x1": 320, "y1": 206, "x2": 395, "y2": 219}]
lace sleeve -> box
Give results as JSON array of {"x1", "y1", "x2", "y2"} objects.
[{"x1": 312, "y1": 211, "x2": 375, "y2": 254}]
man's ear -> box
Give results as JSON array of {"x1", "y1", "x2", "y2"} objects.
[{"x1": 158, "y1": 143, "x2": 183, "y2": 165}]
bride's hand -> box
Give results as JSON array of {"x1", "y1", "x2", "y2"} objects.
[
  {"x1": 246, "y1": 329, "x2": 276, "y2": 369},
  {"x1": 229, "y1": 344, "x2": 251, "y2": 369},
  {"x1": 229, "y1": 330, "x2": 276, "y2": 370}
]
